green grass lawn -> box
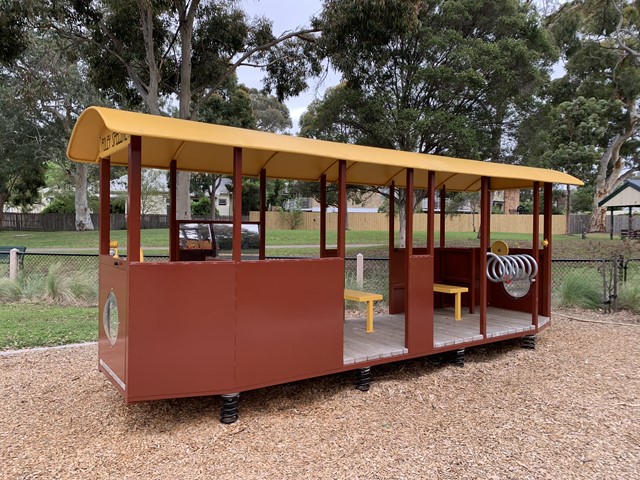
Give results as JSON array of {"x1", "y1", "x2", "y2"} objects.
[
  {"x1": 1, "y1": 228, "x2": 637, "y2": 259},
  {"x1": 0, "y1": 304, "x2": 97, "y2": 350}
]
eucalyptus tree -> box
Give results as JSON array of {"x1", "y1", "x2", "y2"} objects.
[
  {"x1": 0, "y1": 73, "x2": 46, "y2": 228},
  {"x1": 303, "y1": 0, "x2": 556, "y2": 245},
  {"x1": 28, "y1": 0, "x2": 321, "y2": 219},
  {"x1": 543, "y1": 0, "x2": 640, "y2": 231},
  {"x1": 10, "y1": 34, "x2": 111, "y2": 230}
]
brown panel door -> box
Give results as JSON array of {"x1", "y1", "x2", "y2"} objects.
[
  {"x1": 235, "y1": 258, "x2": 344, "y2": 387},
  {"x1": 126, "y1": 262, "x2": 237, "y2": 400}
]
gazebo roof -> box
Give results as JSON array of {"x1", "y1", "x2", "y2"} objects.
[
  {"x1": 598, "y1": 180, "x2": 640, "y2": 208},
  {"x1": 67, "y1": 106, "x2": 583, "y2": 192}
]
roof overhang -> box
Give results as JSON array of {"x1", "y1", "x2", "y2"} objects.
[
  {"x1": 67, "y1": 107, "x2": 583, "y2": 192},
  {"x1": 598, "y1": 180, "x2": 640, "y2": 208}
]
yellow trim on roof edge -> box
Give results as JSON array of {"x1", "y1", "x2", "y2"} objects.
[{"x1": 67, "y1": 106, "x2": 583, "y2": 191}]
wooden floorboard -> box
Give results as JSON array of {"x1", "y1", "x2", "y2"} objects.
[{"x1": 344, "y1": 308, "x2": 549, "y2": 363}]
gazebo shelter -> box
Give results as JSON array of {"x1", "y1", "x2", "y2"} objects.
[{"x1": 598, "y1": 179, "x2": 640, "y2": 239}]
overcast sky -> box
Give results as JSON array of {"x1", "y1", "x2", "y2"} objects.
[{"x1": 237, "y1": 0, "x2": 338, "y2": 132}]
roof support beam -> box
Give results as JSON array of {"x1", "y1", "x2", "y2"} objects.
[
  {"x1": 320, "y1": 174, "x2": 327, "y2": 257},
  {"x1": 543, "y1": 183, "x2": 553, "y2": 317},
  {"x1": 479, "y1": 176, "x2": 490, "y2": 338},
  {"x1": 233, "y1": 147, "x2": 242, "y2": 263},
  {"x1": 169, "y1": 160, "x2": 177, "y2": 261},
  {"x1": 427, "y1": 171, "x2": 435, "y2": 255},
  {"x1": 440, "y1": 185, "x2": 446, "y2": 248},
  {"x1": 127, "y1": 136, "x2": 142, "y2": 263},
  {"x1": 384, "y1": 168, "x2": 406, "y2": 187},
  {"x1": 259, "y1": 168, "x2": 267, "y2": 260},
  {"x1": 99, "y1": 157, "x2": 111, "y2": 256},
  {"x1": 532, "y1": 181, "x2": 540, "y2": 328},
  {"x1": 337, "y1": 160, "x2": 347, "y2": 259}
]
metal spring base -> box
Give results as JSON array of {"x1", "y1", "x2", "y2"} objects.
[
  {"x1": 452, "y1": 349, "x2": 465, "y2": 367},
  {"x1": 522, "y1": 335, "x2": 536, "y2": 349},
  {"x1": 355, "y1": 367, "x2": 371, "y2": 391},
  {"x1": 220, "y1": 393, "x2": 240, "y2": 424}
]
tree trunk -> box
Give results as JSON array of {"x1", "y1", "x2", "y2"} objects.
[
  {"x1": 173, "y1": 1, "x2": 199, "y2": 221},
  {"x1": 73, "y1": 163, "x2": 94, "y2": 231},
  {"x1": 0, "y1": 193, "x2": 5, "y2": 231},
  {"x1": 590, "y1": 205, "x2": 608, "y2": 232},
  {"x1": 589, "y1": 101, "x2": 638, "y2": 232},
  {"x1": 176, "y1": 171, "x2": 191, "y2": 220}
]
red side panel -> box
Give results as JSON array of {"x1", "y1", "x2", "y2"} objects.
[
  {"x1": 235, "y1": 258, "x2": 344, "y2": 387},
  {"x1": 126, "y1": 262, "x2": 236, "y2": 401},
  {"x1": 434, "y1": 247, "x2": 479, "y2": 312},
  {"x1": 98, "y1": 256, "x2": 128, "y2": 397},
  {"x1": 406, "y1": 255, "x2": 434, "y2": 355}
]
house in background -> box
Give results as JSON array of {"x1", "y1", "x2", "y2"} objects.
[{"x1": 111, "y1": 169, "x2": 169, "y2": 214}]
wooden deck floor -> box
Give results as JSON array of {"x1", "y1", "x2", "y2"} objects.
[
  {"x1": 343, "y1": 314, "x2": 406, "y2": 365},
  {"x1": 433, "y1": 307, "x2": 547, "y2": 348},
  {"x1": 343, "y1": 308, "x2": 549, "y2": 364}
]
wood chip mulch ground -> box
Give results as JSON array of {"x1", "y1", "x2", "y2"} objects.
[{"x1": 1, "y1": 313, "x2": 639, "y2": 479}]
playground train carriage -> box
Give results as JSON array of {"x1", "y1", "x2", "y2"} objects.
[{"x1": 66, "y1": 106, "x2": 582, "y2": 424}]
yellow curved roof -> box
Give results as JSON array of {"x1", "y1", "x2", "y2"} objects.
[{"x1": 67, "y1": 106, "x2": 583, "y2": 191}]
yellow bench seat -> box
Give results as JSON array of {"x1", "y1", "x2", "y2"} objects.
[
  {"x1": 344, "y1": 289, "x2": 383, "y2": 333},
  {"x1": 433, "y1": 283, "x2": 469, "y2": 320}
]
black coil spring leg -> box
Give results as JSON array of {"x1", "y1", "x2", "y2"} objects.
[
  {"x1": 355, "y1": 367, "x2": 371, "y2": 392},
  {"x1": 522, "y1": 335, "x2": 536, "y2": 350},
  {"x1": 452, "y1": 349, "x2": 465, "y2": 367},
  {"x1": 220, "y1": 393, "x2": 240, "y2": 424}
]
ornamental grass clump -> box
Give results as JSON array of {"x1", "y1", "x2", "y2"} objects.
[
  {"x1": 617, "y1": 283, "x2": 640, "y2": 314},
  {"x1": 554, "y1": 270, "x2": 602, "y2": 310},
  {"x1": 0, "y1": 278, "x2": 22, "y2": 302}
]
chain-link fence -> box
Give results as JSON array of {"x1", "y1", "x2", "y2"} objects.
[{"x1": 2, "y1": 252, "x2": 633, "y2": 310}]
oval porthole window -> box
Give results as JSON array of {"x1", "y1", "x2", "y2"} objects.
[
  {"x1": 503, "y1": 278, "x2": 531, "y2": 299},
  {"x1": 103, "y1": 290, "x2": 119, "y2": 346}
]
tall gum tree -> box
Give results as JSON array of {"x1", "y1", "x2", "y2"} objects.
[
  {"x1": 33, "y1": 0, "x2": 321, "y2": 219},
  {"x1": 547, "y1": 0, "x2": 640, "y2": 231},
  {"x1": 306, "y1": 0, "x2": 556, "y2": 245}
]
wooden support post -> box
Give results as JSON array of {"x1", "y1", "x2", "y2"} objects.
[
  {"x1": 99, "y1": 158, "x2": 111, "y2": 256},
  {"x1": 127, "y1": 136, "x2": 141, "y2": 262},
  {"x1": 233, "y1": 147, "x2": 242, "y2": 262},
  {"x1": 610, "y1": 207, "x2": 614, "y2": 240},
  {"x1": 388, "y1": 181, "x2": 395, "y2": 306},
  {"x1": 479, "y1": 176, "x2": 490, "y2": 337},
  {"x1": 337, "y1": 160, "x2": 347, "y2": 258},
  {"x1": 321, "y1": 174, "x2": 327, "y2": 257},
  {"x1": 405, "y1": 169, "x2": 414, "y2": 348},
  {"x1": 389, "y1": 182, "x2": 395, "y2": 252},
  {"x1": 440, "y1": 186, "x2": 446, "y2": 248},
  {"x1": 405, "y1": 169, "x2": 414, "y2": 257},
  {"x1": 259, "y1": 168, "x2": 266, "y2": 260},
  {"x1": 532, "y1": 182, "x2": 540, "y2": 328},
  {"x1": 169, "y1": 159, "x2": 177, "y2": 262},
  {"x1": 427, "y1": 170, "x2": 435, "y2": 255},
  {"x1": 543, "y1": 183, "x2": 553, "y2": 316}
]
